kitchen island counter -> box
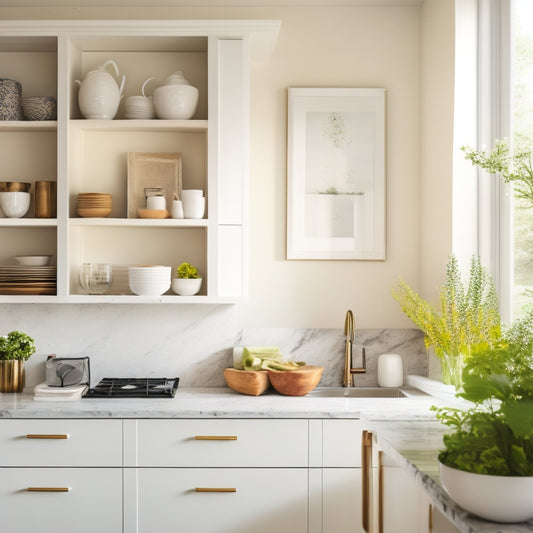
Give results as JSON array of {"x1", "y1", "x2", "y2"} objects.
[{"x1": 1, "y1": 376, "x2": 531, "y2": 533}]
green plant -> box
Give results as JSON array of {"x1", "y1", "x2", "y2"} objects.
[
  {"x1": 392, "y1": 255, "x2": 501, "y2": 386},
  {"x1": 433, "y1": 310, "x2": 533, "y2": 476},
  {"x1": 461, "y1": 138, "x2": 533, "y2": 206},
  {"x1": 0, "y1": 331, "x2": 36, "y2": 361},
  {"x1": 176, "y1": 262, "x2": 200, "y2": 279}
]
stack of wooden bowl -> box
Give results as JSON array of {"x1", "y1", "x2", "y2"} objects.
[{"x1": 77, "y1": 193, "x2": 112, "y2": 218}]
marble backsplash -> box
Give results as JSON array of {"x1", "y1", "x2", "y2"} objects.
[{"x1": 0, "y1": 304, "x2": 428, "y2": 390}]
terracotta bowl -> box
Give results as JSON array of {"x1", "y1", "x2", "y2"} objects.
[
  {"x1": 267, "y1": 365, "x2": 324, "y2": 396},
  {"x1": 223, "y1": 368, "x2": 270, "y2": 396}
]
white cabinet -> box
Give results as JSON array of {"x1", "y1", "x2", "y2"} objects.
[
  {"x1": 0, "y1": 20, "x2": 280, "y2": 303},
  {"x1": 364, "y1": 432, "x2": 461, "y2": 533},
  {"x1": 127, "y1": 418, "x2": 309, "y2": 533},
  {"x1": 137, "y1": 468, "x2": 308, "y2": 533},
  {"x1": 0, "y1": 419, "x2": 123, "y2": 532}
]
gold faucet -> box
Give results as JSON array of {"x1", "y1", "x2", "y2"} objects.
[{"x1": 343, "y1": 309, "x2": 366, "y2": 387}]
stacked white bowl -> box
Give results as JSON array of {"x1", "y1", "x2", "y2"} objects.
[{"x1": 128, "y1": 265, "x2": 171, "y2": 296}]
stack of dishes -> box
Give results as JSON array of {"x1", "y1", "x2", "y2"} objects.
[
  {"x1": 128, "y1": 265, "x2": 171, "y2": 296},
  {"x1": 77, "y1": 193, "x2": 112, "y2": 218},
  {"x1": 0, "y1": 265, "x2": 56, "y2": 295}
]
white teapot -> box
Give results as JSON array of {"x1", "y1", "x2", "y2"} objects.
[{"x1": 75, "y1": 59, "x2": 125, "y2": 120}]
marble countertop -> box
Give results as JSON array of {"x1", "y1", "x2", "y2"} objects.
[{"x1": 0, "y1": 376, "x2": 531, "y2": 533}]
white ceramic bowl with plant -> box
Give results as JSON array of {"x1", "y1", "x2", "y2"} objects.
[
  {"x1": 433, "y1": 310, "x2": 533, "y2": 523},
  {"x1": 172, "y1": 262, "x2": 202, "y2": 296}
]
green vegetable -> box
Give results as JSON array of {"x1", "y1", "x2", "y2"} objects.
[
  {"x1": 241, "y1": 347, "x2": 305, "y2": 371},
  {"x1": 0, "y1": 331, "x2": 36, "y2": 361},
  {"x1": 433, "y1": 310, "x2": 533, "y2": 476}
]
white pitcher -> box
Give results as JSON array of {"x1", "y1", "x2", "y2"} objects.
[{"x1": 75, "y1": 59, "x2": 126, "y2": 120}]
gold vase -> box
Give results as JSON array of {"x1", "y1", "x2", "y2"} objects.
[{"x1": 0, "y1": 360, "x2": 25, "y2": 392}]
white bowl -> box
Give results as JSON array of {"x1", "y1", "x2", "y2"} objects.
[
  {"x1": 440, "y1": 461, "x2": 533, "y2": 522},
  {"x1": 172, "y1": 277, "x2": 202, "y2": 296},
  {"x1": 128, "y1": 266, "x2": 171, "y2": 296},
  {"x1": 153, "y1": 84, "x2": 199, "y2": 120},
  {"x1": 14, "y1": 255, "x2": 52, "y2": 266},
  {"x1": 0, "y1": 191, "x2": 30, "y2": 218}
]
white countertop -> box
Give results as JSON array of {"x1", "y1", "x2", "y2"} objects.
[{"x1": 0, "y1": 375, "x2": 531, "y2": 533}]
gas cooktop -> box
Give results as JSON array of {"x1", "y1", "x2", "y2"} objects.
[{"x1": 83, "y1": 377, "x2": 179, "y2": 398}]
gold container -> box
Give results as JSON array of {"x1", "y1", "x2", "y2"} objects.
[
  {"x1": 35, "y1": 180, "x2": 57, "y2": 218},
  {"x1": 0, "y1": 360, "x2": 25, "y2": 392}
]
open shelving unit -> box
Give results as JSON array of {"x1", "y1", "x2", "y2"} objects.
[{"x1": 0, "y1": 19, "x2": 280, "y2": 303}]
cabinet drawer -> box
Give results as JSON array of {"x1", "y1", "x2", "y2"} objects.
[
  {"x1": 137, "y1": 468, "x2": 308, "y2": 533},
  {"x1": 134, "y1": 419, "x2": 308, "y2": 467},
  {"x1": 0, "y1": 467, "x2": 122, "y2": 533},
  {"x1": 0, "y1": 419, "x2": 122, "y2": 466},
  {"x1": 323, "y1": 419, "x2": 362, "y2": 467}
]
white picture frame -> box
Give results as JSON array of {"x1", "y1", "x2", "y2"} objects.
[{"x1": 287, "y1": 88, "x2": 386, "y2": 260}]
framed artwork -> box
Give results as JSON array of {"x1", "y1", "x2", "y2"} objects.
[{"x1": 287, "y1": 88, "x2": 386, "y2": 260}]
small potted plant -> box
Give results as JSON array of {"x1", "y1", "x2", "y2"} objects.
[
  {"x1": 433, "y1": 311, "x2": 533, "y2": 522},
  {"x1": 171, "y1": 262, "x2": 202, "y2": 296},
  {"x1": 0, "y1": 330, "x2": 36, "y2": 393},
  {"x1": 392, "y1": 255, "x2": 501, "y2": 387}
]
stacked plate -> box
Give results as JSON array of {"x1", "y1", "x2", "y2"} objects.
[
  {"x1": 0, "y1": 265, "x2": 56, "y2": 295},
  {"x1": 77, "y1": 193, "x2": 112, "y2": 218},
  {"x1": 128, "y1": 265, "x2": 171, "y2": 296}
]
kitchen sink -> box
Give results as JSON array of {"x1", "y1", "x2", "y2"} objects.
[{"x1": 306, "y1": 387, "x2": 418, "y2": 398}]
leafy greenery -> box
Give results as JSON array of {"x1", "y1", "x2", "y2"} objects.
[
  {"x1": 393, "y1": 256, "x2": 501, "y2": 384},
  {"x1": 461, "y1": 138, "x2": 533, "y2": 205},
  {"x1": 0, "y1": 331, "x2": 36, "y2": 361},
  {"x1": 434, "y1": 311, "x2": 533, "y2": 476},
  {"x1": 176, "y1": 262, "x2": 200, "y2": 279}
]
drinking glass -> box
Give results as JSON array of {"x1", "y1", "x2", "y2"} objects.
[{"x1": 80, "y1": 263, "x2": 113, "y2": 295}]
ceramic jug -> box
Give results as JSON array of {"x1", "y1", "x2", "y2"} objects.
[{"x1": 75, "y1": 59, "x2": 125, "y2": 120}]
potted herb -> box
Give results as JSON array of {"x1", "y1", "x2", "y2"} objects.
[
  {"x1": 433, "y1": 311, "x2": 533, "y2": 522},
  {"x1": 392, "y1": 255, "x2": 501, "y2": 386},
  {"x1": 171, "y1": 262, "x2": 202, "y2": 296},
  {"x1": 0, "y1": 330, "x2": 36, "y2": 393}
]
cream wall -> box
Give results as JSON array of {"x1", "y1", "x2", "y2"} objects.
[{"x1": 0, "y1": 3, "x2": 451, "y2": 330}]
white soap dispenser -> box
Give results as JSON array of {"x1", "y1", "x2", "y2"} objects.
[{"x1": 377, "y1": 353, "x2": 404, "y2": 388}]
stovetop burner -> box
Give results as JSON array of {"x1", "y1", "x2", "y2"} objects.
[{"x1": 83, "y1": 377, "x2": 179, "y2": 398}]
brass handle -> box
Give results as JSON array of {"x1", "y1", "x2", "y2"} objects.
[
  {"x1": 361, "y1": 430, "x2": 373, "y2": 532},
  {"x1": 378, "y1": 451, "x2": 384, "y2": 533},
  {"x1": 194, "y1": 487, "x2": 237, "y2": 493},
  {"x1": 25, "y1": 434, "x2": 69, "y2": 440},
  {"x1": 428, "y1": 504, "x2": 433, "y2": 533},
  {"x1": 27, "y1": 487, "x2": 71, "y2": 492},
  {"x1": 194, "y1": 436, "x2": 237, "y2": 441}
]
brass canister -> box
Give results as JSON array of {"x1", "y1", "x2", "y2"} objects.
[
  {"x1": 35, "y1": 180, "x2": 57, "y2": 218},
  {"x1": 0, "y1": 360, "x2": 25, "y2": 392}
]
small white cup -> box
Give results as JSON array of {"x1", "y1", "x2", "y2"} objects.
[
  {"x1": 146, "y1": 195, "x2": 166, "y2": 210},
  {"x1": 171, "y1": 200, "x2": 184, "y2": 219},
  {"x1": 181, "y1": 189, "x2": 203, "y2": 200},
  {"x1": 182, "y1": 195, "x2": 205, "y2": 219}
]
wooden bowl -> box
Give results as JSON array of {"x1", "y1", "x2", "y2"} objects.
[
  {"x1": 223, "y1": 368, "x2": 271, "y2": 396},
  {"x1": 266, "y1": 365, "x2": 324, "y2": 396}
]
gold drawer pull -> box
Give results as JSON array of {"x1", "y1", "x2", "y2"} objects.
[
  {"x1": 194, "y1": 487, "x2": 237, "y2": 493},
  {"x1": 25, "y1": 434, "x2": 69, "y2": 440},
  {"x1": 194, "y1": 435, "x2": 237, "y2": 441},
  {"x1": 27, "y1": 487, "x2": 71, "y2": 492}
]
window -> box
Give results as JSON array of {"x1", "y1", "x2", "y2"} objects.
[{"x1": 511, "y1": 0, "x2": 533, "y2": 316}]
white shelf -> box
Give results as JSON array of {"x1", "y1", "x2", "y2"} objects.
[
  {"x1": 0, "y1": 19, "x2": 269, "y2": 303},
  {"x1": 0, "y1": 218, "x2": 57, "y2": 227},
  {"x1": 69, "y1": 119, "x2": 208, "y2": 132},
  {"x1": 0, "y1": 121, "x2": 57, "y2": 132},
  {"x1": 69, "y1": 218, "x2": 208, "y2": 228}
]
